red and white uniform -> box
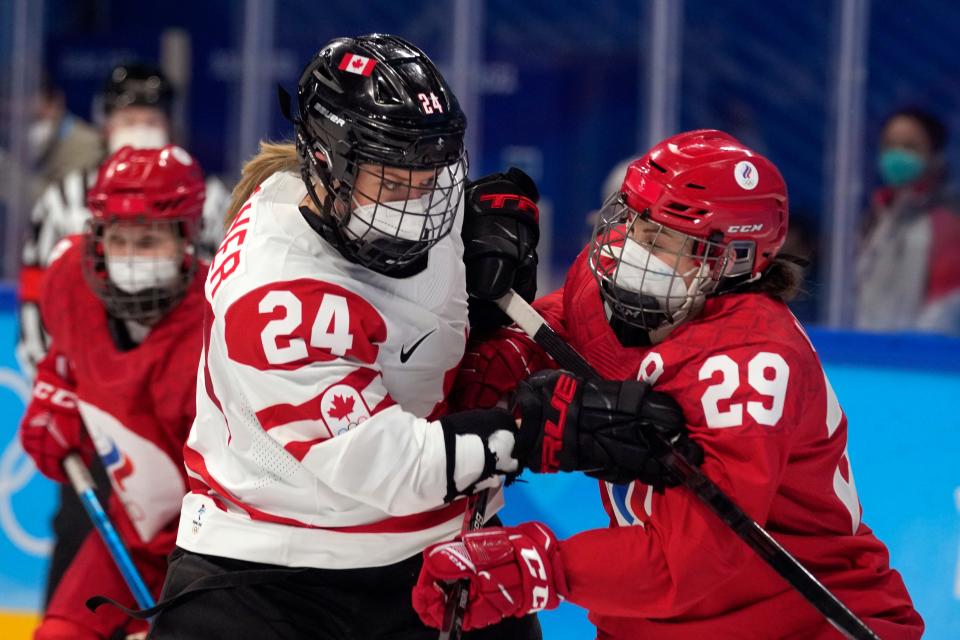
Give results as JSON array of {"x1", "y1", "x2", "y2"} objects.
[
  {"x1": 523, "y1": 250, "x2": 923, "y2": 639},
  {"x1": 177, "y1": 171, "x2": 500, "y2": 569},
  {"x1": 38, "y1": 236, "x2": 206, "y2": 634}
]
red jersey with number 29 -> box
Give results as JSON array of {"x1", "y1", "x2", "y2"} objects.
[{"x1": 531, "y1": 249, "x2": 923, "y2": 640}]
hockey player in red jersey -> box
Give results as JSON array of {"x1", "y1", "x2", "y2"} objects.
[
  {"x1": 18, "y1": 145, "x2": 208, "y2": 639},
  {"x1": 138, "y1": 34, "x2": 686, "y2": 640},
  {"x1": 413, "y1": 130, "x2": 924, "y2": 639}
]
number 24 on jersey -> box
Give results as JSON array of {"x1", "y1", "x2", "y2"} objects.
[{"x1": 225, "y1": 280, "x2": 387, "y2": 370}]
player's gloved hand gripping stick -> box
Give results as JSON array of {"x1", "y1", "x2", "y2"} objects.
[
  {"x1": 63, "y1": 453, "x2": 156, "y2": 611},
  {"x1": 438, "y1": 489, "x2": 489, "y2": 640},
  {"x1": 439, "y1": 168, "x2": 540, "y2": 639},
  {"x1": 492, "y1": 290, "x2": 881, "y2": 640}
]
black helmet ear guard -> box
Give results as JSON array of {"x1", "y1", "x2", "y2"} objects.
[{"x1": 286, "y1": 34, "x2": 468, "y2": 276}]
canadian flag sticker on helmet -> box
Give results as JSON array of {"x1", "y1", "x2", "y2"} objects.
[
  {"x1": 734, "y1": 160, "x2": 759, "y2": 190},
  {"x1": 338, "y1": 53, "x2": 377, "y2": 77}
]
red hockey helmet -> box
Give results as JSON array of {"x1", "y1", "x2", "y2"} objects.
[
  {"x1": 87, "y1": 144, "x2": 205, "y2": 230},
  {"x1": 589, "y1": 130, "x2": 789, "y2": 334},
  {"x1": 83, "y1": 145, "x2": 206, "y2": 324}
]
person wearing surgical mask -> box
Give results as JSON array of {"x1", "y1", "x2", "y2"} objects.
[
  {"x1": 26, "y1": 72, "x2": 102, "y2": 204},
  {"x1": 98, "y1": 63, "x2": 175, "y2": 153},
  {"x1": 133, "y1": 34, "x2": 558, "y2": 640},
  {"x1": 440, "y1": 131, "x2": 922, "y2": 640},
  {"x1": 855, "y1": 107, "x2": 960, "y2": 334},
  {"x1": 18, "y1": 145, "x2": 208, "y2": 640},
  {"x1": 16, "y1": 63, "x2": 230, "y2": 614}
]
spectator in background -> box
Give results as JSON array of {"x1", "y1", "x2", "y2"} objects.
[
  {"x1": 20, "y1": 145, "x2": 209, "y2": 640},
  {"x1": 855, "y1": 107, "x2": 960, "y2": 334},
  {"x1": 28, "y1": 71, "x2": 102, "y2": 204}
]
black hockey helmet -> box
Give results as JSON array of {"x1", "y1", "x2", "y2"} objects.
[
  {"x1": 293, "y1": 33, "x2": 468, "y2": 275},
  {"x1": 102, "y1": 62, "x2": 175, "y2": 117}
]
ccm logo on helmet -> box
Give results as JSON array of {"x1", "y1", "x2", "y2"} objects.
[{"x1": 727, "y1": 224, "x2": 764, "y2": 233}]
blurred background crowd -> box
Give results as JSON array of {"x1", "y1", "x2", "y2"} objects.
[
  {"x1": 2, "y1": 0, "x2": 960, "y2": 335},
  {"x1": 1, "y1": 2, "x2": 959, "y2": 638}
]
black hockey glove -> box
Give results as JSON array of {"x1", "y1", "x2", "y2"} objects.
[
  {"x1": 513, "y1": 369, "x2": 703, "y2": 488},
  {"x1": 462, "y1": 167, "x2": 540, "y2": 332}
]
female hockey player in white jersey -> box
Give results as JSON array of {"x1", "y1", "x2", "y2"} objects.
[{"x1": 132, "y1": 33, "x2": 684, "y2": 640}]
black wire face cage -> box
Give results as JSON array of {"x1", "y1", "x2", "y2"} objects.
[
  {"x1": 588, "y1": 195, "x2": 757, "y2": 331},
  {"x1": 82, "y1": 218, "x2": 196, "y2": 325},
  {"x1": 305, "y1": 148, "x2": 468, "y2": 274}
]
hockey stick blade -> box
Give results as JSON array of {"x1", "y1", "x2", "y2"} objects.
[
  {"x1": 495, "y1": 290, "x2": 880, "y2": 640},
  {"x1": 439, "y1": 489, "x2": 491, "y2": 640}
]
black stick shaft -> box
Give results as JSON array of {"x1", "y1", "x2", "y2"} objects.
[
  {"x1": 439, "y1": 489, "x2": 490, "y2": 640},
  {"x1": 496, "y1": 291, "x2": 879, "y2": 640}
]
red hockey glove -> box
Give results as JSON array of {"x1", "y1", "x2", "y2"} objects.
[
  {"x1": 413, "y1": 522, "x2": 567, "y2": 631},
  {"x1": 19, "y1": 369, "x2": 91, "y2": 483},
  {"x1": 451, "y1": 328, "x2": 554, "y2": 411}
]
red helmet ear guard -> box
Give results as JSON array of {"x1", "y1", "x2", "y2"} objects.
[
  {"x1": 87, "y1": 144, "x2": 205, "y2": 239},
  {"x1": 621, "y1": 129, "x2": 788, "y2": 277}
]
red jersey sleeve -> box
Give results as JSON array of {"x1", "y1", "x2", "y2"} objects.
[{"x1": 559, "y1": 338, "x2": 810, "y2": 618}]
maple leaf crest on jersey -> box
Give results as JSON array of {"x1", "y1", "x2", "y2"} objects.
[
  {"x1": 320, "y1": 384, "x2": 371, "y2": 435},
  {"x1": 328, "y1": 394, "x2": 355, "y2": 421}
]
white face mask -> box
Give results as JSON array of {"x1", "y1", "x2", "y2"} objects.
[
  {"x1": 108, "y1": 125, "x2": 169, "y2": 153},
  {"x1": 28, "y1": 119, "x2": 56, "y2": 160},
  {"x1": 106, "y1": 255, "x2": 180, "y2": 293},
  {"x1": 345, "y1": 194, "x2": 444, "y2": 242},
  {"x1": 610, "y1": 237, "x2": 697, "y2": 316},
  {"x1": 345, "y1": 165, "x2": 465, "y2": 243}
]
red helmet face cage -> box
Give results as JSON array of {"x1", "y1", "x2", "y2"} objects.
[
  {"x1": 589, "y1": 130, "x2": 788, "y2": 332},
  {"x1": 83, "y1": 145, "x2": 205, "y2": 323}
]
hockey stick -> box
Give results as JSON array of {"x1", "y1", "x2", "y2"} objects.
[
  {"x1": 438, "y1": 489, "x2": 490, "y2": 640},
  {"x1": 63, "y1": 453, "x2": 156, "y2": 611},
  {"x1": 495, "y1": 291, "x2": 880, "y2": 640}
]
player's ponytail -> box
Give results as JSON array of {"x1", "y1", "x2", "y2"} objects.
[
  {"x1": 225, "y1": 141, "x2": 299, "y2": 227},
  {"x1": 739, "y1": 255, "x2": 806, "y2": 302}
]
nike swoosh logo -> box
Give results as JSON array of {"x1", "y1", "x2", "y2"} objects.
[{"x1": 400, "y1": 329, "x2": 436, "y2": 363}]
